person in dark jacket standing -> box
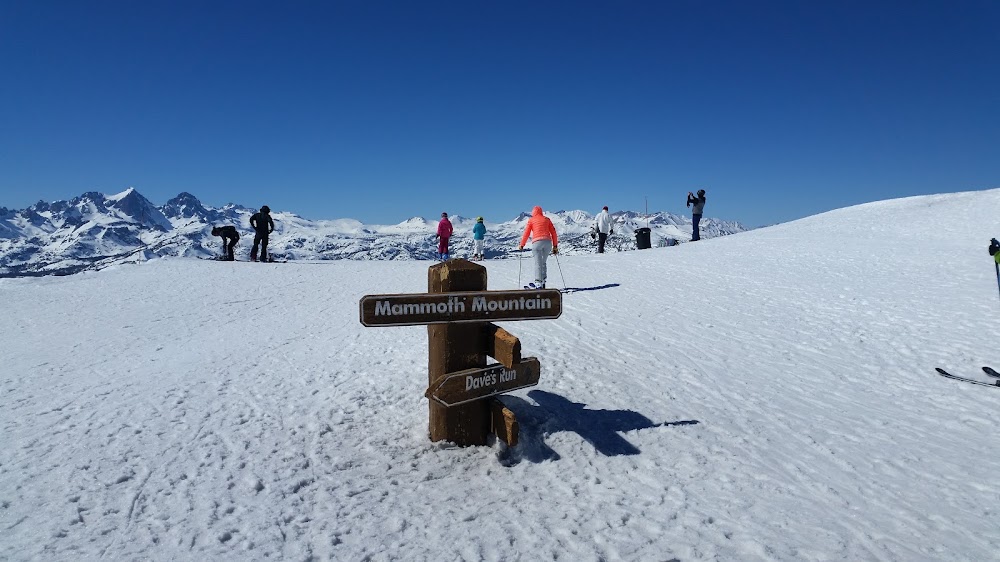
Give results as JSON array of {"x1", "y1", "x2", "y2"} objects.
[
  {"x1": 686, "y1": 189, "x2": 706, "y2": 241},
  {"x1": 211, "y1": 225, "x2": 240, "y2": 261},
  {"x1": 249, "y1": 205, "x2": 275, "y2": 262}
]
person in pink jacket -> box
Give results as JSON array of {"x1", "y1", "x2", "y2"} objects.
[
  {"x1": 436, "y1": 212, "x2": 453, "y2": 260},
  {"x1": 518, "y1": 206, "x2": 559, "y2": 288}
]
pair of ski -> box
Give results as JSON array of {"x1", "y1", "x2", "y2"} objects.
[
  {"x1": 202, "y1": 257, "x2": 288, "y2": 263},
  {"x1": 935, "y1": 366, "x2": 1000, "y2": 388},
  {"x1": 523, "y1": 284, "x2": 573, "y2": 294}
]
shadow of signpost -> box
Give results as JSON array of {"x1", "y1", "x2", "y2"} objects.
[
  {"x1": 560, "y1": 283, "x2": 620, "y2": 294},
  {"x1": 497, "y1": 390, "x2": 699, "y2": 465}
]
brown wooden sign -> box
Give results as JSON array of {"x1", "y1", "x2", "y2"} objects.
[
  {"x1": 425, "y1": 358, "x2": 541, "y2": 407},
  {"x1": 359, "y1": 289, "x2": 562, "y2": 327}
]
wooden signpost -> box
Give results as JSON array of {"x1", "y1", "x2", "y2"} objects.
[
  {"x1": 425, "y1": 358, "x2": 542, "y2": 407},
  {"x1": 359, "y1": 259, "x2": 562, "y2": 447}
]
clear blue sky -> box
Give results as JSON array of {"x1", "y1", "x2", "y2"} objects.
[{"x1": 1, "y1": 0, "x2": 997, "y2": 227}]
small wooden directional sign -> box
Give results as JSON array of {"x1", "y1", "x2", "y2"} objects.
[
  {"x1": 426, "y1": 358, "x2": 541, "y2": 408},
  {"x1": 360, "y1": 289, "x2": 562, "y2": 327}
]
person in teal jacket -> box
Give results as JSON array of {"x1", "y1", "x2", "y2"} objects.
[{"x1": 472, "y1": 217, "x2": 487, "y2": 261}]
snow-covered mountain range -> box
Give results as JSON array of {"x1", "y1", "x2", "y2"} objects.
[{"x1": 0, "y1": 188, "x2": 748, "y2": 277}]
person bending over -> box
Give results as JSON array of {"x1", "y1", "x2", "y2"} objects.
[{"x1": 211, "y1": 225, "x2": 239, "y2": 261}]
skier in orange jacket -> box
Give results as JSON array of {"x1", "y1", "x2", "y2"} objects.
[{"x1": 518, "y1": 206, "x2": 559, "y2": 289}]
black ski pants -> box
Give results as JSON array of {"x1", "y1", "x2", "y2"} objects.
[
  {"x1": 224, "y1": 236, "x2": 239, "y2": 261},
  {"x1": 597, "y1": 232, "x2": 608, "y2": 253},
  {"x1": 251, "y1": 233, "x2": 269, "y2": 261}
]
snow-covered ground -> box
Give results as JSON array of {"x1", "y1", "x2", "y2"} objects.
[{"x1": 2, "y1": 189, "x2": 999, "y2": 561}]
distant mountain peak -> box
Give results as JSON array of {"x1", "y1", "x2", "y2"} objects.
[
  {"x1": 168, "y1": 191, "x2": 201, "y2": 204},
  {"x1": 77, "y1": 191, "x2": 106, "y2": 202},
  {"x1": 105, "y1": 188, "x2": 172, "y2": 231},
  {"x1": 162, "y1": 192, "x2": 213, "y2": 222},
  {"x1": 106, "y1": 187, "x2": 137, "y2": 202}
]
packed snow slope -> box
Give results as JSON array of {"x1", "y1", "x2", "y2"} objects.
[{"x1": 2, "y1": 189, "x2": 999, "y2": 561}]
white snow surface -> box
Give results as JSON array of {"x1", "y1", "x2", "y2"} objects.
[{"x1": 2, "y1": 189, "x2": 1000, "y2": 561}]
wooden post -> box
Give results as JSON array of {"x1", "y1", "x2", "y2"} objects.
[
  {"x1": 427, "y1": 259, "x2": 491, "y2": 445},
  {"x1": 360, "y1": 261, "x2": 559, "y2": 447}
]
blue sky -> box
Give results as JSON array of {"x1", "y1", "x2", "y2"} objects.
[{"x1": 1, "y1": 0, "x2": 997, "y2": 227}]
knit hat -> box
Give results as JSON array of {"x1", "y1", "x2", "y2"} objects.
[
  {"x1": 441, "y1": 212, "x2": 448, "y2": 218},
  {"x1": 602, "y1": 206, "x2": 608, "y2": 211}
]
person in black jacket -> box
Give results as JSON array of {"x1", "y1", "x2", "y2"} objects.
[
  {"x1": 211, "y1": 225, "x2": 240, "y2": 261},
  {"x1": 249, "y1": 205, "x2": 275, "y2": 262},
  {"x1": 686, "y1": 189, "x2": 706, "y2": 241}
]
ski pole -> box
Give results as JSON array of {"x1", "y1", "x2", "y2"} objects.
[
  {"x1": 990, "y1": 238, "x2": 1000, "y2": 303},
  {"x1": 517, "y1": 247, "x2": 522, "y2": 288},
  {"x1": 994, "y1": 262, "x2": 1000, "y2": 303},
  {"x1": 553, "y1": 251, "x2": 567, "y2": 290}
]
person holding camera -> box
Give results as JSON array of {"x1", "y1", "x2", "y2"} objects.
[
  {"x1": 686, "y1": 189, "x2": 706, "y2": 241},
  {"x1": 593, "y1": 206, "x2": 613, "y2": 253}
]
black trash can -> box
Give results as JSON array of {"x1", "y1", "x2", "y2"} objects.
[{"x1": 635, "y1": 227, "x2": 651, "y2": 250}]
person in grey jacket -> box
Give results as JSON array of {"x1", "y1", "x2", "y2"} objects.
[{"x1": 686, "y1": 189, "x2": 706, "y2": 241}]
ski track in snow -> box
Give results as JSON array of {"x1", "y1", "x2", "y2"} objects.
[{"x1": 2, "y1": 189, "x2": 1000, "y2": 560}]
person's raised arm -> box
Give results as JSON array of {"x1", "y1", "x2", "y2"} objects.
[{"x1": 519, "y1": 222, "x2": 532, "y2": 250}]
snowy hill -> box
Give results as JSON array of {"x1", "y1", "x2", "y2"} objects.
[
  {"x1": 0, "y1": 189, "x2": 747, "y2": 277},
  {"x1": 2, "y1": 189, "x2": 1000, "y2": 560}
]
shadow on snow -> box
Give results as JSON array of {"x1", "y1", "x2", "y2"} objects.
[
  {"x1": 497, "y1": 389, "x2": 699, "y2": 465},
  {"x1": 560, "y1": 283, "x2": 621, "y2": 294}
]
